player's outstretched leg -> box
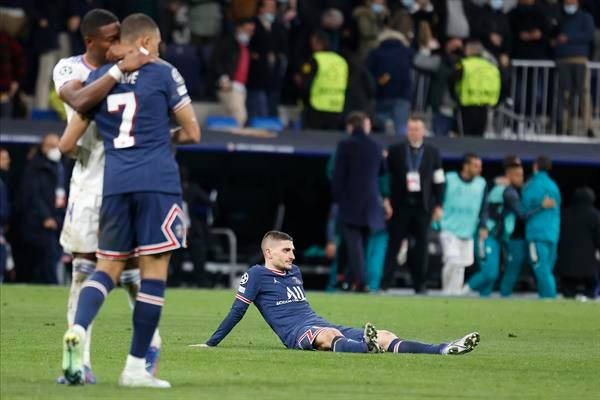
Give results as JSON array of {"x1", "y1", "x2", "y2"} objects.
[
  {"x1": 363, "y1": 323, "x2": 384, "y2": 353},
  {"x1": 120, "y1": 268, "x2": 162, "y2": 376},
  {"x1": 441, "y1": 332, "x2": 480, "y2": 355}
]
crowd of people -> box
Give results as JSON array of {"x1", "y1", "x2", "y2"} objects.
[
  {"x1": 1, "y1": 0, "x2": 598, "y2": 136},
  {"x1": 326, "y1": 112, "x2": 600, "y2": 299}
]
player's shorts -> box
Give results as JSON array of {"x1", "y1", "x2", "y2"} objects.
[
  {"x1": 59, "y1": 187, "x2": 102, "y2": 254},
  {"x1": 440, "y1": 231, "x2": 474, "y2": 267},
  {"x1": 293, "y1": 323, "x2": 364, "y2": 350},
  {"x1": 97, "y1": 192, "x2": 187, "y2": 260}
]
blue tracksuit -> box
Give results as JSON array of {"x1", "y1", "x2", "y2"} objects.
[{"x1": 522, "y1": 171, "x2": 561, "y2": 298}]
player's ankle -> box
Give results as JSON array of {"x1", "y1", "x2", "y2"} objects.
[{"x1": 124, "y1": 354, "x2": 147, "y2": 373}]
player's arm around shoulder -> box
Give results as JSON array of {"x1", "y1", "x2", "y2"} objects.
[{"x1": 59, "y1": 112, "x2": 91, "y2": 156}]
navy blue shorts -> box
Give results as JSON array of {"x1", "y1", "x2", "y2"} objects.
[
  {"x1": 294, "y1": 323, "x2": 364, "y2": 350},
  {"x1": 97, "y1": 192, "x2": 186, "y2": 260}
]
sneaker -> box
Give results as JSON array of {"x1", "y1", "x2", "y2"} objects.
[
  {"x1": 62, "y1": 325, "x2": 86, "y2": 385},
  {"x1": 363, "y1": 322, "x2": 383, "y2": 353},
  {"x1": 56, "y1": 365, "x2": 96, "y2": 384},
  {"x1": 118, "y1": 369, "x2": 171, "y2": 389},
  {"x1": 145, "y1": 346, "x2": 161, "y2": 376},
  {"x1": 442, "y1": 332, "x2": 480, "y2": 355}
]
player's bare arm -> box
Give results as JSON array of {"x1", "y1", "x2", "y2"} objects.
[
  {"x1": 172, "y1": 103, "x2": 201, "y2": 144},
  {"x1": 59, "y1": 113, "x2": 91, "y2": 156},
  {"x1": 58, "y1": 49, "x2": 155, "y2": 113}
]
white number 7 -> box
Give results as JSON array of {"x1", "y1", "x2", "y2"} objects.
[{"x1": 107, "y1": 92, "x2": 137, "y2": 149}]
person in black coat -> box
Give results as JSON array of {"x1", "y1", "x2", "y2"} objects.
[
  {"x1": 380, "y1": 116, "x2": 445, "y2": 293},
  {"x1": 557, "y1": 187, "x2": 600, "y2": 299},
  {"x1": 17, "y1": 133, "x2": 65, "y2": 284},
  {"x1": 331, "y1": 111, "x2": 390, "y2": 291}
]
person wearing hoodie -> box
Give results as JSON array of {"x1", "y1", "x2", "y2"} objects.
[
  {"x1": 557, "y1": 187, "x2": 600, "y2": 299},
  {"x1": 352, "y1": 0, "x2": 390, "y2": 60},
  {"x1": 521, "y1": 156, "x2": 562, "y2": 298},
  {"x1": 366, "y1": 28, "x2": 415, "y2": 135},
  {"x1": 17, "y1": 133, "x2": 65, "y2": 284}
]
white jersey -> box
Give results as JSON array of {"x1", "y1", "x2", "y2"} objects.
[{"x1": 53, "y1": 55, "x2": 104, "y2": 196}]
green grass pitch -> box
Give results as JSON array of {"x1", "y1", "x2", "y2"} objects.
[{"x1": 1, "y1": 285, "x2": 599, "y2": 399}]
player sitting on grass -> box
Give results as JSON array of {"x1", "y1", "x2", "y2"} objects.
[{"x1": 192, "y1": 231, "x2": 480, "y2": 355}]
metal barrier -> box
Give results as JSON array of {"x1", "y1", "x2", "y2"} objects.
[{"x1": 410, "y1": 59, "x2": 599, "y2": 137}]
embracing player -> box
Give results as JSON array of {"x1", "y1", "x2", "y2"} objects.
[
  {"x1": 59, "y1": 13, "x2": 200, "y2": 388},
  {"x1": 52, "y1": 9, "x2": 163, "y2": 384},
  {"x1": 193, "y1": 231, "x2": 480, "y2": 356}
]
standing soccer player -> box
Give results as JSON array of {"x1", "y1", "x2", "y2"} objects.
[
  {"x1": 59, "y1": 13, "x2": 200, "y2": 388},
  {"x1": 440, "y1": 153, "x2": 488, "y2": 295},
  {"x1": 194, "y1": 231, "x2": 479, "y2": 356},
  {"x1": 52, "y1": 9, "x2": 161, "y2": 383}
]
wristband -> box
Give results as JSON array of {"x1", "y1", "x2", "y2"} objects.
[{"x1": 108, "y1": 65, "x2": 123, "y2": 81}]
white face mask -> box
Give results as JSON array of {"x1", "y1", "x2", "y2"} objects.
[
  {"x1": 236, "y1": 32, "x2": 250, "y2": 45},
  {"x1": 47, "y1": 147, "x2": 62, "y2": 163},
  {"x1": 262, "y1": 12, "x2": 275, "y2": 23},
  {"x1": 490, "y1": 0, "x2": 503, "y2": 11},
  {"x1": 563, "y1": 5, "x2": 578, "y2": 14}
]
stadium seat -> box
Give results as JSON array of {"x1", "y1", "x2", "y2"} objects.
[
  {"x1": 205, "y1": 116, "x2": 238, "y2": 129},
  {"x1": 248, "y1": 117, "x2": 284, "y2": 131},
  {"x1": 30, "y1": 109, "x2": 59, "y2": 121}
]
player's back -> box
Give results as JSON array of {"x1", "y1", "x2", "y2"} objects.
[{"x1": 87, "y1": 60, "x2": 191, "y2": 196}]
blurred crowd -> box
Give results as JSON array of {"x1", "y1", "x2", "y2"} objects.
[{"x1": 1, "y1": 0, "x2": 598, "y2": 136}]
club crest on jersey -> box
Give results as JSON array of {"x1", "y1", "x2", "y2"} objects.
[
  {"x1": 171, "y1": 68, "x2": 184, "y2": 84},
  {"x1": 59, "y1": 65, "x2": 73, "y2": 76},
  {"x1": 240, "y1": 272, "x2": 249, "y2": 285}
]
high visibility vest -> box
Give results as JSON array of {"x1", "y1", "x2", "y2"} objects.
[
  {"x1": 310, "y1": 52, "x2": 349, "y2": 113},
  {"x1": 456, "y1": 57, "x2": 501, "y2": 106}
]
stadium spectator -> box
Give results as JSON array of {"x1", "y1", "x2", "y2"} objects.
[
  {"x1": 209, "y1": 18, "x2": 256, "y2": 126},
  {"x1": 380, "y1": 116, "x2": 445, "y2": 294},
  {"x1": 509, "y1": 0, "x2": 551, "y2": 60},
  {"x1": 366, "y1": 28, "x2": 415, "y2": 135},
  {"x1": 17, "y1": 133, "x2": 65, "y2": 284},
  {"x1": 413, "y1": 38, "x2": 462, "y2": 136},
  {"x1": 197, "y1": 230, "x2": 481, "y2": 356},
  {"x1": 227, "y1": 0, "x2": 259, "y2": 22},
  {"x1": 320, "y1": 8, "x2": 345, "y2": 53},
  {"x1": 331, "y1": 112, "x2": 390, "y2": 292},
  {"x1": 439, "y1": 153, "x2": 488, "y2": 295},
  {"x1": 521, "y1": 156, "x2": 561, "y2": 298},
  {"x1": 470, "y1": 0, "x2": 511, "y2": 69},
  {"x1": 246, "y1": 0, "x2": 288, "y2": 119},
  {"x1": 551, "y1": 0, "x2": 595, "y2": 136},
  {"x1": 557, "y1": 187, "x2": 600, "y2": 299},
  {"x1": 408, "y1": 0, "x2": 442, "y2": 49},
  {"x1": 433, "y1": 0, "x2": 474, "y2": 42},
  {"x1": 452, "y1": 39, "x2": 501, "y2": 136},
  {"x1": 188, "y1": 0, "x2": 222, "y2": 52},
  {"x1": 342, "y1": 49, "x2": 376, "y2": 125},
  {"x1": 298, "y1": 30, "x2": 348, "y2": 130},
  {"x1": 352, "y1": 0, "x2": 390, "y2": 60},
  {"x1": 0, "y1": 148, "x2": 11, "y2": 282},
  {"x1": 0, "y1": 31, "x2": 26, "y2": 118}
]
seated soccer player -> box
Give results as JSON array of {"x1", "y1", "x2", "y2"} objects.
[{"x1": 193, "y1": 231, "x2": 480, "y2": 355}]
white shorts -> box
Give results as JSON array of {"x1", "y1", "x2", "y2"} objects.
[
  {"x1": 440, "y1": 231, "x2": 474, "y2": 267},
  {"x1": 59, "y1": 187, "x2": 102, "y2": 254}
]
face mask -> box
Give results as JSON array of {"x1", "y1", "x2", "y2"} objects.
[
  {"x1": 490, "y1": 0, "x2": 503, "y2": 11},
  {"x1": 402, "y1": 0, "x2": 414, "y2": 8},
  {"x1": 372, "y1": 3, "x2": 384, "y2": 13},
  {"x1": 563, "y1": 5, "x2": 578, "y2": 14},
  {"x1": 262, "y1": 12, "x2": 275, "y2": 23},
  {"x1": 236, "y1": 32, "x2": 250, "y2": 45},
  {"x1": 47, "y1": 147, "x2": 62, "y2": 163}
]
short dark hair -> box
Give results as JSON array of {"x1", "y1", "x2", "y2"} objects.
[
  {"x1": 120, "y1": 13, "x2": 158, "y2": 42},
  {"x1": 503, "y1": 155, "x2": 522, "y2": 171},
  {"x1": 345, "y1": 111, "x2": 369, "y2": 130},
  {"x1": 80, "y1": 9, "x2": 118, "y2": 38},
  {"x1": 463, "y1": 152, "x2": 480, "y2": 166},
  {"x1": 408, "y1": 115, "x2": 424, "y2": 124},
  {"x1": 535, "y1": 155, "x2": 552, "y2": 172},
  {"x1": 261, "y1": 231, "x2": 293, "y2": 250},
  {"x1": 311, "y1": 30, "x2": 330, "y2": 50}
]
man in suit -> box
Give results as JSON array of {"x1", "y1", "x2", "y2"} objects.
[
  {"x1": 380, "y1": 116, "x2": 445, "y2": 293},
  {"x1": 332, "y1": 111, "x2": 391, "y2": 292}
]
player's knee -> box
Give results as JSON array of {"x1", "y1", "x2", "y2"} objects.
[{"x1": 314, "y1": 328, "x2": 342, "y2": 350}]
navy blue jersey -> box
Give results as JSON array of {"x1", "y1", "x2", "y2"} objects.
[
  {"x1": 86, "y1": 61, "x2": 191, "y2": 196},
  {"x1": 206, "y1": 265, "x2": 331, "y2": 348}
]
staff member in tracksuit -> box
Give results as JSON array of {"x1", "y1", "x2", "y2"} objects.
[
  {"x1": 520, "y1": 156, "x2": 561, "y2": 298},
  {"x1": 464, "y1": 156, "x2": 555, "y2": 296}
]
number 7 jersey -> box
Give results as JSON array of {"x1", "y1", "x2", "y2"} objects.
[{"x1": 86, "y1": 60, "x2": 191, "y2": 196}]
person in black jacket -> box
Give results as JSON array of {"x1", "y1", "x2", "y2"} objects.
[
  {"x1": 557, "y1": 187, "x2": 600, "y2": 299},
  {"x1": 331, "y1": 111, "x2": 391, "y2": 292},
  {"x1": 17, "y1": 133, "x2": 65, "y2": 283},
  {"x1": 380, "y1": 116, "x2": 445, "y2": 293}
]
